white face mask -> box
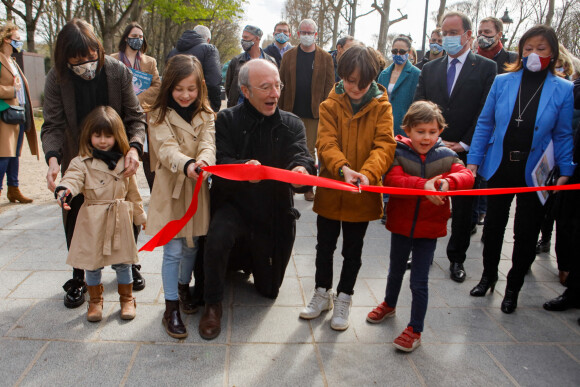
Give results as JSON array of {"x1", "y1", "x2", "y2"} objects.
[
  {"x1": 68, "y1": 59, "x2": 99, "y2": 81},
  {"x1": 299, "y1": 34, "x2": 316, "y2": 47}
]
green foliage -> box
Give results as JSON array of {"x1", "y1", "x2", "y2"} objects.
[{"x1": 148, "y1": 0, "x2": 245, "y2": 25}]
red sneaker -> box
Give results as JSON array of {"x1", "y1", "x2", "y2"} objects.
[
  {"x1": 393, "y1": 326, "x2": 421, "y2": 352},
  {"x1": 366, "y1": 301, "x2": 396, "y2": 323}
]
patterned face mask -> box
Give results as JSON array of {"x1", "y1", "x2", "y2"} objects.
[{"x1": 68, "y1": 59, "x2": 99, "y2": 80}]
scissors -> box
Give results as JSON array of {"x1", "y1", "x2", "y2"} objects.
[{"x1": 355, "y1": 178, "x2": 361, "y2": 193}]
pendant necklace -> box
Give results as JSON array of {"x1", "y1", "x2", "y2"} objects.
[{"x1": 515, "y1": 79, "x2": 545, "y2": 127}]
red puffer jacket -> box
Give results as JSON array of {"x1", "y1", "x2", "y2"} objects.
[{"x1": 385, "y1": 136, "x2": 475, "y2": 239}]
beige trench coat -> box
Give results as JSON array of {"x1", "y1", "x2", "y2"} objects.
[
  {"x1": 59, "y1": 155, "x2": 146, "y2": 270},
  {"x1": 146, "y1": 108, "x2": 216, "y2": 247}
]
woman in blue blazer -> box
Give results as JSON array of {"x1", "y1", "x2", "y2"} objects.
[
  {"x1": 467, "y1": 25, "x2": 575, "y2": 314},
  {"x1": 377, "y1": 36, "x2": 420, "y2": 136}
]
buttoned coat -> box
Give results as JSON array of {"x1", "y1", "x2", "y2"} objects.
[
  {"x1": 59, "y1": 155, "x2": 146, "y2": 270},
  {"x1": 313, "y1": 84, "x2": 396, "y2": 222},
  {"x1": 146, "y1": 108, "x2": 216, "y2": 247},
  {"x1": 41, "y1": 56, "x2": 146, "y2": 173},
  {"x1": 278, "y1": 45, "x2": 335, "y2": 119},
  {"x1": 110, "y1": 52, "x2": 161, "y2": 107},
  {"x1": 0, "y1": 51, "x2": 39, "y2": 158}
]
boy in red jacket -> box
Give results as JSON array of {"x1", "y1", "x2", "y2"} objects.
[{"x1": 366, "y1": 101, "x2": 474, "y2": 352}]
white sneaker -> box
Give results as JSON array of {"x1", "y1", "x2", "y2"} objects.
[
  {"x1": 331, "y1": 292, "x2": 352, "y2": 331},
  {"x1": 300, "y1": 287, "x2": 333, "y2": 319}
]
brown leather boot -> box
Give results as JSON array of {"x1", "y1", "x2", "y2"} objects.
[
  {"x1": 86, "y1": 284, "x2": 104, "y2": 322},
  {"x1": 118, "y1": 283, "x2": 136, "y2": 320},
  {"x1": 199, "y1": 302, "x2": 222, "y2": 340},
  {"x1": 163, "y1": 299, "x2": 187, "y2": 338},
  {"x1": 7, "y1": 186, "x2": 33, "y2": 203},
  {"x1": 178, "y1": 283, "x2": 198, "y2": 314}
]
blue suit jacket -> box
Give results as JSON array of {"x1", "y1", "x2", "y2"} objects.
[
  {"x1": 467, "y1": 70, "x2": 575, "y2": 186},
  {"x1": 378, "y1": 61, "x2": 420, "y2": 136}
]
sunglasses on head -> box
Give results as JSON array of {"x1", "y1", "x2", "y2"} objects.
[{"x1": 391, "y1": 48, "x2": 408, "y2": 55}]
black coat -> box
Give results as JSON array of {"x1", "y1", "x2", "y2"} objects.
[
  {"x1": 210, "y1": 99, "x2": 315, "y2": 297},
  {"x1": 493, "y1": 48, "x2": 518, "y2": 74},
  {"x1": 167, "y1": 31, "x2": 222, "y2": 112},
  {"x1": 414, "y1": 52, "x2": 497, "y2": 146},
  {"x1": 263, "y1": 43, "x2": 282, "y2": 67}
]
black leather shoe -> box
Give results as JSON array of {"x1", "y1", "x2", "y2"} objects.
[
  {"x1": 470, "y1": 276, "x2": 498, "y2": 297},
  {"x1": 450, "y1": 262, "x2": 466, "y2": 283},
  {"x1": 501, "y1": 289, "x2": 519, "y2": 314},
  {"x1": 535, "y1": 239, "x2": 550, "y2": 254},
  {"x1": 132, "y1": 264, "x2": 146, "y2": 291},
  {"x1": 543, "y1": 291, "x2": 580, "y2": 311},
  {"x1": 62, "y1": 278, "x2": 87, "y2": 309},
  {"x1": 178, "y1": 283, "x2": 198, "y2": 314},
  {"x1": 163, "y1": 299, "x2": 187, "y2": 338}
]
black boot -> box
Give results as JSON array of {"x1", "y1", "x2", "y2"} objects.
[
  {"x1": 62, "y1": 278, "x2": 87, "y2": 309},
  {"x1": 132, "y1": 264, "x2": 146, "y2": 291},
  {"x1": 162, "y1": 300, "x2": 187, "y2": 338},
  {"x1": 543, "y1": 290, "x2": 580, "y2": 311},
  {"x1": 178, "y1": 283, "x2": 198, "y2": 314},
  {"x1": 470, "y1": 276, "x2": 498, "y2": 297},
  {"x1": 501, "y1": 289, "x2": 519, "y2": 314}
]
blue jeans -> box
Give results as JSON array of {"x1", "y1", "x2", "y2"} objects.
[
  {"x1": 385, "y1": 233, "x2": 436, "y2": 333},
  {"x1": 162, "y1": 237, "x2": 199, "y2": 301},
  {"x1": 85, "y1": 264, "x2": 133, "y2": 286},
  {"x1": 0, "y1": 124, "x2": 25, "y2": 190}
]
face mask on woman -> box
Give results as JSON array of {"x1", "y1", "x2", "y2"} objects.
[
  {"x1": 241, "y1": 39, "x2": 254, "y2": 52},
  {"x1": 442, "y1": 32, "x2": 467, "y2": 56},
  {"x1": 392, "y1": 53, "x2": 409, "y2": 65},
  {"x1": 10, "y1": 40, "x2": 23, "y2": 53},
  {"x1": 68, "y1": 59, "x2": 99, "y2": 81},
  {"x1": 127, "y1": 37, "x2": 143, "y2": 51},
  {"x1": 275, "y1": 33, "x2": 290, "y2": 44},
  {"x1": 522, "y1": 52, "x2": 551, "y2": 72}
]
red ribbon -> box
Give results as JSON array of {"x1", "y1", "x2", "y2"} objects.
[
  {"x1": 139, "y1": 171, "x2": 204, "y2": 252},
  {"x1": 140, "y1": 164, "x2": 580, "y2": 251}
]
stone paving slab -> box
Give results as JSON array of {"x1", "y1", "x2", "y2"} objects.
[{"x1": 1, "y1": 198, "x2": 579, "y2": 386}]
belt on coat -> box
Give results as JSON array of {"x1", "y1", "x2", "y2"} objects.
[
  {"x1": 85, "y1": 198, "x2": 124, "y2": 255},
  {"x1": 172, "y1": 173, "x2": 196, "y2": 248}
]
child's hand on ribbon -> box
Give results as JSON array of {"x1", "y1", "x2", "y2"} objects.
[
  {"x1": 56, "y1": 188, "x2": 72, "y2": 210},
  {"x1": 187, "y1": 160, "x2": 208, "y2": 181},
  {"x1": 424, "y1": 175, "x2": 447, "y2": 206}
]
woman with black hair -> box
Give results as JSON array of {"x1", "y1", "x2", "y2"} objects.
[{"x1": 41, "y1": 18, "x2": 146, "y2": 308}]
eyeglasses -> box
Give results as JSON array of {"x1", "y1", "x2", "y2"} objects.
[
  {"x1": 249, "y1": 83, "x2": 284, "y2": 93},
  {"x1": 391, "y1": 49, "x2": 408, "y2": 55},
  {"x1": 299, "y1": 31, "x2": 316, "y2": 36}
]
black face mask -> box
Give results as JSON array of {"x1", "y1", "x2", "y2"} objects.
[{"x1": 127, "y1": 38, "x2": 143, "y2": 51}]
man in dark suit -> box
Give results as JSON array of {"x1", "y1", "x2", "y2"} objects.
[{"x1": 414, "y1": 11, "x2": 497, "y2": 282}]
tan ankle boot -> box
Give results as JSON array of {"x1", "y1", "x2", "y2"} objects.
[
  {"x1": 7, "y1": 186, "x2": 33, "y2": 203},
  {"x1": 118, "y1": 283, "x2": 136, "y2": 320},
  {"x1": 87, "y1": 284, "x2": 104, "y2": 322}
]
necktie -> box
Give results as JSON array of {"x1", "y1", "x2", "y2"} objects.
[{"x1": 447, "y1": 58, "x2": 459, "y2": 96}]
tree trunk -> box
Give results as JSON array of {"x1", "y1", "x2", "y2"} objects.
[
  {"x1": 436, "y1": 0, "x2": 446, "y2": 26},
  {"x1": 349, "y1": 0, "x2": 358, "y2": 36},
  {"x1": 375, "y1": 0, "x2": 391, "y2": 56},
  {"x1": 545, "y1": 0, "x2": 555, "y2": 26}
]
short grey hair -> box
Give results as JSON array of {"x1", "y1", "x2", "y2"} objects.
[
  {"x1": 193, "y1": 25, "x2": 211, "y2": 41},
  {"x1": 238, "y1": 59, "x2": 279, "y2": 89},
  {"x1": 298, "y1": 19, "x2": 317, "y2": 32}
]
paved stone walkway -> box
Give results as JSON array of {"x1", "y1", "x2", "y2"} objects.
[{"x1": 0, "y1": 193, "x2": 579, "y2": 386}]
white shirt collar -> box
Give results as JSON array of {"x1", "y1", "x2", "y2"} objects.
[{"x1": 448, "y1": 49, "x2": 470, "y2": 65}]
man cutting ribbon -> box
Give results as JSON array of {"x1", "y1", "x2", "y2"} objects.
[{"x1": 199, "y1": 59, "x2": 316, "y2": 340}]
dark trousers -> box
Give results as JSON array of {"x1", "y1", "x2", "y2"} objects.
[
  {"x1": 447, "y1": 153, "x2": 474, "y2": 264},
  {"x1": 471, "y1": 176, "x2": 488, "y2": 224},
  {"x1": 385, "y1": 233, "x2": 436, "y2": 333},
  {"x1": 141, "y1": 152, "x2": 155, "y2": 192},
  {"x1": 315, "y1": 215, "x2": 368, "y2": 295},
  {"x1": 482, "y1": 170, "x2": 546, "y2": 292}
]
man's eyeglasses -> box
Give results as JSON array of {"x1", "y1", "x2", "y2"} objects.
[
  {"x1": 249, "y1": 83, "x2": 284, "y2": 93},
  {"x1": 299, "y1": 31, "x2": 316, "y2": 36},
  {"x1": 391, "y1": 49, "x2": 408, "y2": 55}
]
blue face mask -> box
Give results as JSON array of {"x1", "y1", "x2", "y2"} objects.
[
  {"x1": 274, "y1": 33, "x2": 289, "y2": 44},
  {"x1": 392, "y1": 53, "x2": 409, "y2": 65},
  {"x1": 429, "y1": 43, "x2": 443, "y2": 55},
  {"x1": 442, "y1": 32, "x2": 466, "y2": 56},
  {"x1": 10, "y1": 40, "x2": 23, "y2": 52}
]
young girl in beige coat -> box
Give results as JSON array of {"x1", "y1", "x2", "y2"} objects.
[
  {"x1": 145, "y1": 55, "x2": 215, "y2": 339},
  {"x1": 56, "y1": 106, "x2": 146, "y2": 322}
]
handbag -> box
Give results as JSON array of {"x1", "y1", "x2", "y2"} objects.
[{"x1": 0, "y1": 61, "x2": 26, "y2": 125}]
